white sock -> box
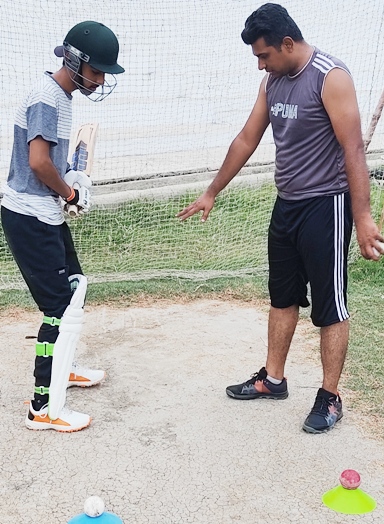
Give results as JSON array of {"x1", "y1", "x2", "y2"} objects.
[{"x1": 267, "y1": 374, "x2": 282, "y2": 385}]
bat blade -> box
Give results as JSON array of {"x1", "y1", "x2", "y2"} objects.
[
  {"x1": 70, "y1": 123, "x2": 99, "y2": 174},
  {"x1": 71, "y1": 140, "x2": 89, "y2": 172},
  {"x1": 67, "y1": 123, "x2": 99, "y2": 216}
]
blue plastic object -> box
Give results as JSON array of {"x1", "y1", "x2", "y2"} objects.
[{"x1": 68, "y1": 512, "x2": 123, "y2": 523}]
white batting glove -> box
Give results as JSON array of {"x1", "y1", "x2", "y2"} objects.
[
  {"x1": 63, "y1": 169, "x2": 92, "y2": 189},
  {"x1": 64, "y1": 185, "x2": 91, "y2": 217},
  {"x1": 76, "y1": 186, "x2": 91, "y2": 213}
]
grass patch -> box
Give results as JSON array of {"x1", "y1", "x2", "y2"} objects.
[
  {"x1": 86, "y1": 276, "x2": 269, "y2": 306},
  {"x1": 68, "y1": 184, "x2": 275, "y2": 276},
  {"x1": 0, "y1": 183, "x2": 275, "y2": 290},
  {"x1": 0, "y1": 276, "x2": 268, "y2": 312},
  {"x1": 344, "y1": 257, "x2": 384, "y2": 429}
]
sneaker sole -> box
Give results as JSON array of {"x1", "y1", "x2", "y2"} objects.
[
  {"x1": 68, "y1": 372, "x2": 106, "y2": 388},
  {"x1": 26, "y1": 418, "x2": 91, "y2": 432},
  {"x1": 67, "y1": 378, "x2": 104, "y2": 388},
  {"x1": 226, "y1": 389, "x2": 289, "y2": 400},
  {"x1": 302, "y1": 414, "x2": 343, "y2": 434}
]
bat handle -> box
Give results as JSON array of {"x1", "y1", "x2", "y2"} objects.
[{"x1": 67, "y1": 183, "x2": 80, "y2": 217}]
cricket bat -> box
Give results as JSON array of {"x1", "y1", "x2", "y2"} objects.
[{"x1": 66, "y1": 122, "x2": 99, "y2": 217}]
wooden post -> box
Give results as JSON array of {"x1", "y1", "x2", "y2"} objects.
[
  {"x1": 364, "y1": 89, "x2": 384, "y2": 152},
  {"x1": 364, "y1": 89, "x2": 384, "y2": 231}
]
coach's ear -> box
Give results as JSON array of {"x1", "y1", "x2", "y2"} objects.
[{"x1": 281, "y1": 36, "x2": 294, "y2": 54}]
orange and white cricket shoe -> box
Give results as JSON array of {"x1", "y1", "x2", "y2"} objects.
[
  {"x1": 68, "y1": 361, "x2": 105, "y2": 388},
  {"x1": 25, "y1": 403, "x2": 91, "y2": 432}
]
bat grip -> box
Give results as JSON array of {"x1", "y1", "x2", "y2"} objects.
[{"x1": 67, "y1": 183, "x2": 80, "y2": 217}]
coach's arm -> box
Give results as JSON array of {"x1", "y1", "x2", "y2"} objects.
[{"x1": 323, "y1": 68, "x2": 384, "y2": 260}]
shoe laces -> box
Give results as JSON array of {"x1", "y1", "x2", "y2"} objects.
[
  {"x1": 311, "y1": 393, "x2": 338, "y2": 415},
  {"x1": 33, "y1": 403, "x2": 49, "y2": 417},
  {"x1": 31, "y1": 402, "x2": 75, "y2": 418},
  {"x1": 61, "y1": 406, "x2": 75, "y2": 416},
  {"x1": 71, "y1": 361, "x2": 88, "y2": 375},
  {"x1": 245, "y1": 367, "x2": 267, "y2": 386}
]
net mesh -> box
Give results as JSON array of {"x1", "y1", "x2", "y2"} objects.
[{"x1": 1, "y1": 0, "x2": 384, "y2": 288}]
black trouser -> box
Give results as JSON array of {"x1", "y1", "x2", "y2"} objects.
[
  {"x1": 268, "y1": 193, "x2": 353, "y2": 327},
  {"x1": 1, "y1": 207, "x2": 82, "y2": 404}
]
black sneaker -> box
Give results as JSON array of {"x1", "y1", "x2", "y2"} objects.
[
  {"x1": 226, "y1": 367, "x2": 288, "y2": 400},
  {"x1": 302, "y1": 388, "x2": 343, "y2": 434}
]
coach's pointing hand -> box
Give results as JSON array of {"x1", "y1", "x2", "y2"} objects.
[{"x1": 177, "y1": 191, "x2": 216, "y2": 222}]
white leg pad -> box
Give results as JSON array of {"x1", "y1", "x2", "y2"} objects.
[{"x1": 48, "y1": 275, "x2": 87, "y2": 420}]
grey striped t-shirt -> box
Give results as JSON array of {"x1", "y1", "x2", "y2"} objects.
[
  {"x1": 2, "y1": 72, "x2": 72, "y2": 224},
  {"x1": 266, "y1": 47, "x2": 351, "y2": 200}
]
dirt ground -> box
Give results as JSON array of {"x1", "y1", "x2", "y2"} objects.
[{"x1": 0, "y1": 299, "x2": 383, "y2": 523}]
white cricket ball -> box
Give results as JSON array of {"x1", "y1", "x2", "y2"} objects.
[
  {"x1": 84, "y1": 496, "x2": 105, "y2": 517},
  {"x1": 372, "y1": 241, "x2": 384, "y2": 257}
]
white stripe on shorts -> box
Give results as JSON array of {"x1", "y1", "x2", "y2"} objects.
[{"x1": 333, "y1": 194, "x2": 349, "y2": 321}]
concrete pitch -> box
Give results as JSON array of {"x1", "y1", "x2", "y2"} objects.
[{"x1": 0, "y1": 300, "x2": 383, "y2": 523}]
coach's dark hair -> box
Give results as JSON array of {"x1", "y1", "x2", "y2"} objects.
[{"x1": 241, "y1": 3, "x2": 303, "y2": 47}]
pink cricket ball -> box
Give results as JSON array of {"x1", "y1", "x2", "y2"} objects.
[{"x1": 340, "y1": 469, "x2": 361, "y2": 489}]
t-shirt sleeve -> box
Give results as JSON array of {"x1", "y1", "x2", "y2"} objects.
[{"x1": 26, "y1": 89, "x2": 58, "y2": 145}]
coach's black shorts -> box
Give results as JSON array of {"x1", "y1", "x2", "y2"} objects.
[{"x1": 268, "y1": 193, "x2": 353, "y2": 327}]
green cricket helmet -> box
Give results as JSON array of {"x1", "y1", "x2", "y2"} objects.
[
  {"x1": 55, "y1": 21, "x2": 124, "y2": 101},
  {"x1": 55, "y1": 21, "x2": 124, "y2": 74}
]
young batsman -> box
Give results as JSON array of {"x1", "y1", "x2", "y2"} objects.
[{"x1": 1, "y1": 21, "x2": 124, "y2": 431}]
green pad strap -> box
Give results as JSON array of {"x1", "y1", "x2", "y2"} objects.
[
  {"x1": 34, "y1": 386, "x2": 49, "y2": 396},
  {"x1": 36, "y1": 342, "x2": 54, "y2": 357},
  {"x1": 43, "y1": 316, "x2": 61, "y2": 326}
]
